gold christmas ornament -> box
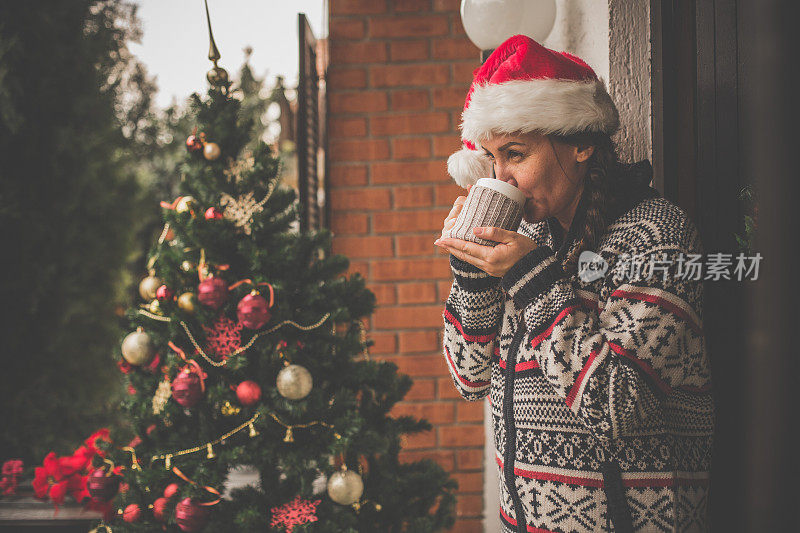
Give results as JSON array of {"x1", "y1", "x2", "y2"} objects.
[
  {"x1": 181, "y1": 261, "x2": 195, "y2": 272},
  {"x1": 177, "y1": 292, "x2": 197, "y2": 313},
  {"x1": 148, "y1": 299, "x2": 162, "y2": 315},
  {"x1": 326, "y1": 467, "x2": 364, "y2": 506},
  {"x1": 206, "y1": 67, "x2": 229, "y2": 87},
  {"x1": 139, "y1": 273, "x2": 162, "y2": 301},
  {"x1": 206, "y1": 443, "x2": 216, "y2": 459},
  {"x1": 248, "y1": 422, "x2": 259, "y2": 438},
  {"x1": 121, "y1": 328, "x2": 156, "y2": 366},
  {"x1": 203, "y1": 142, "x2": 221, "y2": 161},
  {"x1": 283, "y1": 427, "x2": 294, "y2": 442},
  {"x1": 152, "y1": 380, "x2": 172, "y2": 415},
  {"x1": 221, "y1": 401, "x2": 240, "y2": 416},
  {"x1": 276, "y1": 364, "x2": 313, "y2": 400},
  {"x1": 175, "y1": 196, "x2": 196, "y2": 214}
]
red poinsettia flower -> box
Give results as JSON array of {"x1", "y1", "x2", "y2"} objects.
[
  {"x1": 2, "y1": 460, "x2": 23, "y2": 476},
  {"x1": 84, "y1": 428, "x2": 111, "y2": 458},
  {"x1": 0, "y1": 476, "x2": 18, "y2": 496},
  {"x1": 32, "y1": 452, "x2": 64, "y2": 500},
  {"x1": 58, "y1": 446, "x2": 92, "y2": 476},
  {"x1": 67, "y1": 473, "x2": 89, "y2": 503}
]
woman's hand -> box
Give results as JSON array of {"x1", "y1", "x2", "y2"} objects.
[
  {"x1": 435, "y1": 227, "x2": 538, "y2": 277},
  {"x1": 439, "y1": 184, "x2": 471, "y2": 240}
]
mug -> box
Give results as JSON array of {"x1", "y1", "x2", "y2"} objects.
[{"x1": 445, "y1": 178, "x2": 526, "y2": 246}]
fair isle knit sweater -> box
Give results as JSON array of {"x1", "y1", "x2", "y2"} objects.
[{"x1": 441, "y1": 183, "x2": 713, "y2": 533}]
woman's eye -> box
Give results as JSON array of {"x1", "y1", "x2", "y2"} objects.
[{"x1": 508, "y1": 150, "x2": 523, "y2": 160}]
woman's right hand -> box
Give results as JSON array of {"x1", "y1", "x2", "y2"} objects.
[{"x1": 437, "y1": 184, "x2": 471, "y2": 245}]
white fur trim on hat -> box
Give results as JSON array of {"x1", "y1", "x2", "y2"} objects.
[
  {"x1": 460, "y1": 77, "x2": 620, "y2": 145},
  {"x1": 446, "y1": 145, "x2": 493, "y2": 188}
]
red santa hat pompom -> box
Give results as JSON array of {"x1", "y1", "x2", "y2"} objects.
[{"x1": 447, "y1": 34, "x2": 620, "y2": 187}]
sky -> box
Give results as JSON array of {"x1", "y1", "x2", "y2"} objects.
[{"x1": 129, "y1": 1, "x2": 327, "y2": 109}]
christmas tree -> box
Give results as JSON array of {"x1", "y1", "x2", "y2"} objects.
[{"x1": 87, "y1": 28, "x2": 457, "y2": 533}]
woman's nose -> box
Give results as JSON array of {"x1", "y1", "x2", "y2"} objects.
[{"x1": 494, "y1": 164, "x2": 517, "y2": 187}]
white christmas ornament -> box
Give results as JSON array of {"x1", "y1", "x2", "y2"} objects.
[
  {"x1": 276, "y1": 364, "x2": 313, "y2": 400},
  {"x1": 461, "y1": 0, "x2": 556, "y2": 51},
  {"x1": 326, "y1": 468, "x2": 363, "y2": 505}
]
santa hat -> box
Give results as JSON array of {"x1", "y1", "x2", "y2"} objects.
[{"x1": 447, "y1": 35, "x2": 620, "y2": 187}]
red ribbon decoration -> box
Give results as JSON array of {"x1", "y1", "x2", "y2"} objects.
[
  {"x1": 171, "y1": 467, "x2": 221, "y2": 506},
  {"x1": 167, "y1": 342, "x2": 207, "y2": 391}
]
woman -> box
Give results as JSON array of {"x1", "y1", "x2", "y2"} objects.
[{"x1": 435, "y1": 35, "x2": 713, "y2": 533}]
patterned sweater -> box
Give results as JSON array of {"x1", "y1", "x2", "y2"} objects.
[{"x1": 441, "y1": 184, "x2": 713, "y2": 532}]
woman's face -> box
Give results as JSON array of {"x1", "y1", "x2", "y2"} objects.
[{"x1": 480, "y1": 131, "x2": 593, "y2": 226}]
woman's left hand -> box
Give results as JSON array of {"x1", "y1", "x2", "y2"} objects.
[{"x1": 434, "y1": 227, "x2": 538, "y2": 277}]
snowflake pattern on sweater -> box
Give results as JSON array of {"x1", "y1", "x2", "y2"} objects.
[{"x1": 442, "y1": 194, "x2": 713, "y2": 533}]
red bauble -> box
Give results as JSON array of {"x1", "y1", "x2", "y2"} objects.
[
  {"x1": 186, "y1": 135, "x2": 204, "y2": 152},
  {"x1": 86, "y1": 468, "x2": 119, "y2": 503},
  {"x1": 153, "y1": 496, "x2": 170, "y2": 522},
  {"x1": 163, "y1": 483, "x2": 179, "y2": 499},
  {"x1": 236, "y1": 380, "x2": 262, "y2": 406},
  {"x1": 123, "y1": 503, "x2": 141, "y2": 523},
  {"x1": 237, "y1": 293, "x2": 271, "y2": 329},
  {"x1": 197, "y1": 277, "x2": 228, "y2": 309},
  {"x1": 156, "y1": 284, "x2": 174, "y2": 302},
  {"x1": 204, "y1": 207, "x2": 223, "y2": 220},
  {"x1": 171, "y1": 370, "x2": 203, "y2": 408},
  {"x1": 175, "y1": 497, "x2": 210, "y2": 532}
]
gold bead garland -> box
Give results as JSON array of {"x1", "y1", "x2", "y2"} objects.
[{"x1": 265, "y1": 411, "x2": 339, "y2": 443}]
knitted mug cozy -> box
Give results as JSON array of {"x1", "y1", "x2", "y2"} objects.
[{"x1": 446, "y1": 178, "x2": 525, "y2": 246}]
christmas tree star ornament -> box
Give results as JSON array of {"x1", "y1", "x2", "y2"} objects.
[
  {"x1": 219, "y1": 191, "x2": 267, "y2": 235},
  {"x1": 270, "y1": 495, "x2": 321, "y2": 533}
]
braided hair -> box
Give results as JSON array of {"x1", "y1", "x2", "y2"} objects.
[{"x1": 548, "y1": 131, "x2": 656, "y2": 276}]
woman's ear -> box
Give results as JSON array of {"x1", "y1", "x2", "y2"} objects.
[{"x1": 575, "y1": 144, "x2": 595, "y2": 163}]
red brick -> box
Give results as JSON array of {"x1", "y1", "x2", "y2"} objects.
[
  {"x1": 370, "y1": 15, "x2": 449, "y2": 38},
  {"x1": 456, "y1": 494, "x2": 483, "y2": 517},
  {"x1": 330, "y1": 188, "x2": 390, "y2": 211},
  {"x1": 371, "y1": 64, "x2": 449, "y2": 87},
  {"x1": 373, "y1": 258, "x2": 450, "y2": 281},
  {"x1": 440, "y1": 424, "x2": 484, "y2": 447},
  {"x1": 392, "y1": 402, "x2": 455, "y2": 424},
  {"x1": 373, "y1": 210, "x2": 449, "y2": 232},
  {"x1": 438, "y1": 377, "x2": 465, "y2": 399},
  {"x1": 371, "y1": 161, "x2": 450, "y2": 184},
  {"x1": 373, "y1": 304, "x2": 445, "y2": 329},
  {"x1": 330, "y1": 42, "x2": 388, "y2": 64},
  {"x1": 397, "y1": 234, "x2": 439, "y2": 256},
  {"x1": 437, "y1": 280, "x2": 454, "y2": 301},
  {"x1": 329, "y1": 117, "x2": 367, "y2": 138},
  {"x1": 332, "y1": 236, "x2": 393, "y2": 258},
  {"x1": 390, "y1": 89, "x2": 431, "y2": 111},
  {"x1": 382, "y1": 355, "x2": 449, "y2": 377},
  {"x1": 448, "y1": 519, "x2": 483, "y2": 533},
  {"x1": 397, "y1": 282, "x2": 437, "y2": 304},
  {"x1": 329, "y1": 92, "x2": 388, "y2": 114},
  {"x1": 389, "y1": 40, "x2": 430, "y2": 61},
  {"x1": 456, "y1": 401, "x2": 485, "y2": 422},
  {"x1": 402, "y1": 430, "x2": 437, "y2": 449},
  {"x1": 435, "y1": 183, "x2": 466, "y2": 205},
  {"x1": 456, "y1": 448, "x2": 485, "y2": 470},
  {"x1": 432, "y1": 133, "x2": 463, "y2": 156},
  {"x1": 393, "y1": 138, "x2": 432, "y2": 160},
  {"x1": 330, "y1": 0, "x2": 387, "y2": 15},
  {"x1": 327, "y1": 68, "x2": 367, "y2": 89},
  {"x1": 347, "y1": 260, "x2": 369, "y2": 278},
  {"x1": 398, "y1": 330, "x2": 439, "y2": 353},
  {"x1": 453, "y1": 472, "x2": 483, "y2": 493},
  {"x1": 331, "y1": 213, "x2": 369, "y2": 234},
  {"x1": 372, "y1": 112, "x2": 449, "y2": 135},
  {"x1": 329, "y1": 164, "x2": 368, "y2": 186},
  {"x1": 433, "y1": 37, "x2": 479, "y2": 60},
  {"x1": 394, "y1": 0, "x2": 431, "y2": 12},
  {"x1": 366, "y1": 283, "x2": 396, "y2": 306},
  {"x1": 433, "y1": 87, "x2": 467, "y2": 110},
  {"x1": 367, "y1": 331, "x2": 397, "y2": 354},
  {"x1": 452, "y1": 15, "x2": 467, "y2": 35},
  {"x1": 329, "y1": 138, "x2": 389, "y2": 162},
  {"x1": 433, "y1": 0, "x2": 460, "y2": 11},
  {"x1": 394, "y1": 185, "x2": 434, "y2": 207},
  {"x1": 405, "y1": 378, "x2": 436, "y2": 400},
  {"x1": 329, "y1": 19, "x2": 365, "y2": 40},
  {"x1": 398, "y1": 450, "x2": 454, "y2": 471},
  {"x1": 452, "y1": 60, "x2": 479, "y2": 83}
]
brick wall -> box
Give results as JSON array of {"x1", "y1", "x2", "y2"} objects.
[{"x1": 327, "y1": 1, "x2": 484, "y2": 531}]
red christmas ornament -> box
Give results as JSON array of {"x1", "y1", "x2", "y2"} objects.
[
  {"x1": 186, "y1": 135, "x2": 204, "y2": 152},
  {"x1": 171, "y1": 369, "x2": 203, "y2": 408},
  {"x1": 204, "y1": 207, "x2": 223, "y2": 220},
  {"x1": 175, "y1": 497, "x2": 210, "y2": 532},
  {"x1": 237, "y1": 292, "x2": 271, "y2": 329},
  {"x1": 197, "y1": 276, "x2": 228, "y2": 309},
  {"x1": 163, "y1": 483, "x2": 179, "y2": 499},
  {"x1": 203, "y1": 316, "x2": 243, "y2": 358},
  {"x1": 153, "y1": 496, "x2": 170, "y2": 522},
  {"x1": 86, "y1": 468, "x2": 119, "y2": 503},
  {"x1": 123, "y1": 503, "x2": 141, "y2": 523},
  {"x1": 156, "y1": 285, "x2": 174, "y2": 302},
  {"x1": 236, "y1": 380, "x2": 262, "y2": 406},
  {"x1": 270, "y1": 495, "x2": 321, "y2": 532}
]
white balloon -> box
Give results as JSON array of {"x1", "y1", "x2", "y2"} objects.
[{"x1": 461, "y1": 0, "x2": 557, "y2": 51}]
